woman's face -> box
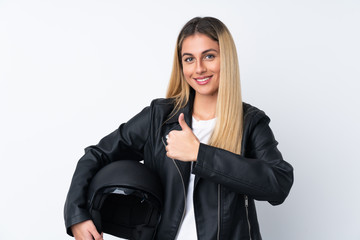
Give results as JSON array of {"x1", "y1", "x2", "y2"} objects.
[{"x1": 181, "y1": 33, "x2": 220, "y2": 99}]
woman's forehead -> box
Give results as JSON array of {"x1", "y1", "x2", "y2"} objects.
[{"x1": 181, "y1": 33, "x2": 219, "y2": 55}]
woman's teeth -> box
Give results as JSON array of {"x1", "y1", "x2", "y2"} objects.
[{"x1": 196, "y1": 77, "x2": 210, "y2": 82}]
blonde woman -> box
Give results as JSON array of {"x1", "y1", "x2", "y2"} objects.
[{"x1": 64, "y1": 17, "x2": 294, "y2": 240}]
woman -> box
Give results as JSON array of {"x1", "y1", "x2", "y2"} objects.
[{"x1": 64, "y1": 17, "x2": 294, "y2": 240}]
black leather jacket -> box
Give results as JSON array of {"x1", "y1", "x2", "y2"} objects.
[{"x1": 64, "y1": 96, "x2": 293, "y2": 240}]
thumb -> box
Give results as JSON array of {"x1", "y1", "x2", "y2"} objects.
[{"x1": 178, "y1": 113, "x2": 190, "y2": 131}]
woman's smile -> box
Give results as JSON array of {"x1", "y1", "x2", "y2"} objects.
[{"x1": 194, "y1": 75, "x2": 213, "y2": 85}]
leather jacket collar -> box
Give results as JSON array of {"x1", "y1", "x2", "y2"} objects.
[{"x1": 164, "y1": 89, "x2": 195, "y2": 128}]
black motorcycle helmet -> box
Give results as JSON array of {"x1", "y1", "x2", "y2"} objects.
[{"x1": 87, "y1": 160, "x2": 163, "y2": 240}]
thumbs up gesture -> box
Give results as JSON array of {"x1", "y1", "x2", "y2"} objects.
[{"x1": 166, "y1": 113, "x2": 200, "y2": 161}]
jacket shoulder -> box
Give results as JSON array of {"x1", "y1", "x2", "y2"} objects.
[
  {"x1": 243, "y1": 102, "x2": 270, "y2": 127},
  {"x1": 150, "y1": 98, "x2": 174, "y2": 106},
  {"x1": 149, "y1": 98, "x2": 174, "y2": 111},
  {"x1": 241, "y1": 102, "x2": 273, "y2": 156},
  {"x1": 147, "y1": 98, "x2": 175, "y2": 120}
]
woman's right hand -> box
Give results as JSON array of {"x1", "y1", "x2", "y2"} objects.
[{"x1": 71, "y1": 220, "x2": 103, "y2": 240}]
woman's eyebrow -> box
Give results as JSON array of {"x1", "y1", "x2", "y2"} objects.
[
  {"x1": 202, "y1": 49, "x2": 218, "y2": 54},
  {"x1": 182, "y1": 48, "x2": 218, "y2": 57},
  {"x1": 182, "y1": 53, "x2": 193, "y2": 57}
]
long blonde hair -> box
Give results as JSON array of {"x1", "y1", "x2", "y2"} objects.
[{"x1": 166, "y1": 17, "x2": 243, "y2": 154}]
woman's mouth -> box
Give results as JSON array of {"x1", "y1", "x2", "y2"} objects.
[{"x1": 194, "y1": 76, "x2": 212, "y2": 85}]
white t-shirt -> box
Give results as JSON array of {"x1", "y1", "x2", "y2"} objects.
[{"x1": 176, "y1": 116, "x2": 216, "y2": 240}]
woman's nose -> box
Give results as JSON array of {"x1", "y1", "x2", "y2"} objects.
[{"x1": 195, "y1": 60, "x2": 206, "y2": 74}]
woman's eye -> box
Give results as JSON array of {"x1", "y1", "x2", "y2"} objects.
[
  {"x1": 205, "y1": 54, "x2": 215, "y2": 60},
  {"x1": 184, "y1": 57, "x2": 194, "y2": 62}
]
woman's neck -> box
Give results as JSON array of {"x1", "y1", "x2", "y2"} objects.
[{"x1": 192, "y1": 93, "x2": 217, "y2": 121}]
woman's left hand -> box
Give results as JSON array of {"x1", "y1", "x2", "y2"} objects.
[{"x1": 166, "y1": 113, "x2": 200, "y2": 161}]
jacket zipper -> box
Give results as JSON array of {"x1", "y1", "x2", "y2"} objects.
[
  {"x1": 161, "y1": 137, "x2": 187, "y2": 239},
  {"x1": 217, "y1": 184, "x2": 221, "y2": 240},
  {"x1": 244, "y1": 195, "x2": 252, "y2": 240}
]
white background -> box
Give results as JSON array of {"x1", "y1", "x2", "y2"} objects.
[{"x1": 1, "y1": 0, "x2": 359, "y2": 239}]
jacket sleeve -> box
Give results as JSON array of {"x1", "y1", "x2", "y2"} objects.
[
  {"x1": 192, "y1": 114, "x2": 294, "y2": 205},
  {"x1": 63, "y1": 105, "x2": 151, "y2": 236}
]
